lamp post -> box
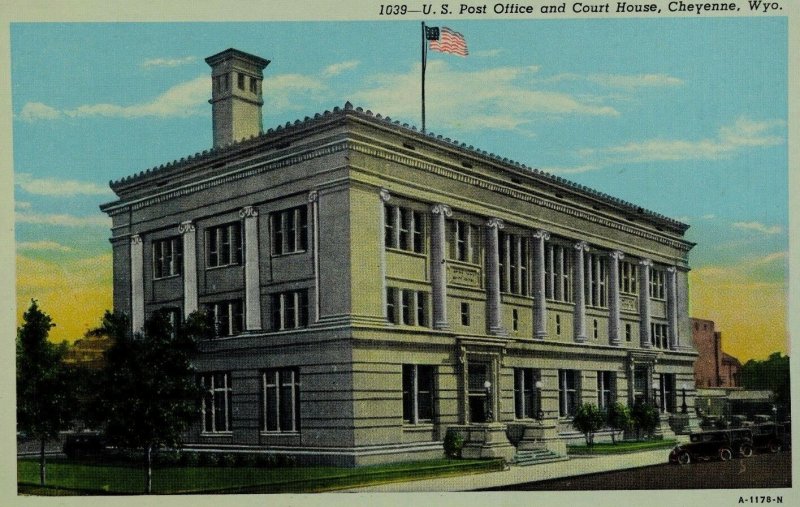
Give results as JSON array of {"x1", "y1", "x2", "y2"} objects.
[
  {"x1": 535, "y1": 379, "x2": 544, "y2": 420},
  {"x1": 771, "y1": 405, "x2": 777, "y2": 424},
  {"x1": 681, "y1": 382, "x2": 688, "y2": 414},
  {"x1": 484, "y1": 380, "x2": 493, "y2": 422}
]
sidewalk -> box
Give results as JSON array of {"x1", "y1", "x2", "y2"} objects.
[{"x1": 341, "y1": 449, "x2": 671, "y2": 492}]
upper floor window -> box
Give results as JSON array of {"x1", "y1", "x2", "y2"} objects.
[
  {"x1": 207, "y1": 300, "x2": 243, "y2": 338},
  {"x1": 651, "y1": 322, "x2": 669, "y2": 349},
  {"x1": 207, "y1": 222, "x2": 242, "y2": 268},
  {"x1": 545, "y1": 243, "x2": 572, "y2": 302},
  {"x1": 499, "y1": 232, "x2": 529, "y2": 296},
  {"x1": 448, "y1": 219, "x2": 479, "y2": 264},
  {"x1": 271, "y1": 290, "x2": 309, "y2": 331},
  {"x1": 200, "y1": 372, "x2": 232, "y2": 433},
  {"x1": 619, "y1": 260, "x2": 638, "y2": 295},
  {"x1": 403, "y1": 364, "x2": 434, "y2": 424},
  {"x1": 153, "y1": 236, "x2": 183, "y2": 278},
  {"x1": 263, "y1": 368, "x2": 300, "y2": 433},
  {"x1": 249, "y1": 76, "x2": 258, "y2": 94},
  {"x1": 237, "y1": 72, "x2": 245, "y2": 90},
  {"x1": 384, "y1": 205, "x2": 423, "y2": 253},
  {"x1": 585, "y1": 252, "x2": 607, "y2": 308},
  {"x1": 649, "y1": 268, "x2": 666, "y2": 299},
  {"x1": 386, "y1": 287, "x2": 429, "y2": 327},
  {"x1": 271, "y1": 206, "x2": 308, "y2": 255}
]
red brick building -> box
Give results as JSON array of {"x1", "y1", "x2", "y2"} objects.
[{"x1": 691, "y1": 318, "x2": 740, "y2": 388}]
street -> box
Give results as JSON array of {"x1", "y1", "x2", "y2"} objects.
[{"x1": 480, "y1": 451, "x2": 791, "y2": 490}]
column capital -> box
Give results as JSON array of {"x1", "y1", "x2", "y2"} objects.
[
  {"x1": 609, "y1": 250, "x2": 625, "y2": 260},
  {"x1": 178, "y1": 221, "x2": 195, "y2": 234},
  {"x1": 431, "y1": 203, "x2": 452, "y2": 217},
  {"x1": 574, "y1": 240, "x2": 590, "y2": 252},
  {"x1": 379, "y1": 188, "x2": 391, "y2": 203},
  {"x1": 532, "y1": 229, "x2": 550, "y2": 241},
  {"x1": 639, "y1": 258, "x2": 654, "y2": 268},
  {"x1": 239, "y1": 205, "x2": 259, "y2": 218},
  {"x1": 130, "y1": 234, "x2": 142, "y2": 245},
  {"x1": 308, "y1": 190, "x2": 319, "y2": 203},
  {"x1": 486, "y1": 217, "x2": 504, "y2": 230},
  {"x1": 666, "y1": 265, "x2": 677, "y2": 274}
]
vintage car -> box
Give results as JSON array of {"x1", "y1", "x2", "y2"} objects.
[
  {"x1": 749, "y1": 423, "x2": 786, "y2": 453},
  {"x1": 669, "y1": 429, "x2": 753, "y2": 464}
]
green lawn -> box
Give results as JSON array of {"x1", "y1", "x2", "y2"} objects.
[
  {"x1": 18, "y1": 457, "x2": 504, "y2": 495},
  {"x1": 567, "y1": 439, "x2": 676, "y2": 455}
]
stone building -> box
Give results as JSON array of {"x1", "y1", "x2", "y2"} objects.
[
  {"x1": 691, "y1": 317, "x2": 741, "y2": 388},
  {"x1": 100, "y1": 48, "x2": 699, "y2": 465}
]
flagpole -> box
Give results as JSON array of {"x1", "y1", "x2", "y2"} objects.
[{"x1": 421, "y1": 21, "x2": 427, "y2": 133}]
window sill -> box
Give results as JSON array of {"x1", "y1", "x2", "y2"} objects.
[
  {"x1": 260, "y1": 431, "x2": 300, "y2": 436},
  {"x1": 200, "y1": 431, "x2": 233, "y2": 437},
  {"x1": 153, "y1": 274, "x2": 181, "y2": 281},
  {"x1": 386, "y1": 247, "x2": 427, "y2": 258},
  {"x1": 206, "y1": 263, "x2": 243, "y2": 271},
  {"x1": 271, "y1": 250, "x2": 308, "y2": 258},
  {"x1": 402, "y1": 423, "x2": 435, "y2": 432}
]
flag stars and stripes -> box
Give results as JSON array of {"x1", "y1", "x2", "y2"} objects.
[{"x1": 429, "y1": 27, "x2": 469, "y2": 57}]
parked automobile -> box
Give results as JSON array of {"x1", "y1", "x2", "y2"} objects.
[
  {"x1": 749, "y1": 423, "x2": 785, "y2": 453},
  {"x1": 669, "y1": 429, "x2": 753, "y2": 464},
  {"x1": 63, "y1": 432, "x2": 105, "y2": 459}
]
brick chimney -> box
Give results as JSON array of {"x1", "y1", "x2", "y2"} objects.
[{"x1": 205, "y1": 48, "x2": 270, "y2": 148}]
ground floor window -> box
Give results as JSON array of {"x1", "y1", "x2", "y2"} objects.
[
  {"x1": 263, "y1": 368, "x2": 300, "y2": 433},
  {"x1": 597, "y1": 371, "x2": 615, "y2": 409},
  {"x1": 514, "y1": 368, "x2": 539, "y2": 419},
  {"x1": 201, "y1": 372, "x2": 232, "y2": 433},
  {"x1": 633, "y1": 365, "x2": 649, "y2": 406},
  {"x1": 558, "y1": 369, "x2": 580, "y2": 417},
  {"x1": 468, "y1": 362, "x2": 489, "y2": 423},
  {"x1": 402, "y1": 364, "x2": 434, "y2": 424}
]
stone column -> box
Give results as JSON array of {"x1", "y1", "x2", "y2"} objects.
[
  {"x1": 431, "y1": 203, "x2": 452, "y2": 330},
  {"x1": 130, "y1": 234, "x2": 144, "y2": 333},
  {"x1": 380, "y1": 190, "x2": 391, "y2": 321},
  {"x1": 667, "y1": 266, "x2": 679, "y2": 350},
  {"x1": 608, "y1": 250, "x2": 624, "y2": 346},
  {"x1": 532, "y1": 230, "x2": 550, "y2": 340},
  {"x1": 310, "y1": 190, "x2": 321, "y2": 323},
  {"x1": 485, "y1": 218, "x2": 506, "y2": 336},
  {"x1": 240, "y1": 206, "x2": 262, "y2": 331},
  {"x1": 572, "y1": 241, "x2": 589, "y2": 343},
  {"x1": 179, "y1": 221, "x2": 198, "y2": 317},
  {"x1": 639, "y1": 258, "x2": 653, "y2": 348}
]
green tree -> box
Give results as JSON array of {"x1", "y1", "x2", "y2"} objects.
[
  {"x1": 572, "y1": 403, "x2": 606, "y2": 447},
  {"x1": 93, "y1": 310, "x2": 208, "y2": 494},
  {"x1": 631, "y1": 402, "x2": 659, "y2": 440},
  {"x1": 738, "y1": 352, "x2": 790, "y2": 412},
  {"x1": 16, "y1": 300, "x2": 78, "y2": 486},
  {"x1": 606, "y1": 402, "x2": 632, "y2": 444}
]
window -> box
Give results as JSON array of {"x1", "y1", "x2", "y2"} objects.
[
  {"x1": 402, "y1": 365, "x2": 434, "y2": 424},
  {"x1": 625, "y1": 323, "x2": 632, "y2": 342},
  {"x1": 271, "y1": 206, "x2": 308, "y2": 255},
  {"x1": 386, "y1": 288, "x2": 429, "y2": 326},
  {"x1": 153, "y1": 237, "x2": 183, "y2": 278},
  {"x1": 512, "y1": 309, "x2": 519, "y2": 332},
  {"x1": 649, "y1": 268, "x2": 666, "y2": 299},
  {"x1": 271, "y1": 290, "x2": 309, "y2": 330},
  {"x1": 651, "y1": 323, "x2": 668, "y2": 349},
  {"x1": 157, "y1": 307, "x2": 181, "y2": 339},
  {"x1": 207, "y1": 222, "x2": 242, "y2": 268},
  {"x1": 237, "y1": 72, "x2": 245, "y2": 90},
  {"x1": 514, "y1": 368, "x2": 538, "y2": 419},
  {"x1": 207, "y1": 300, "x2": 243, "y2": 337},
  {"x1": 249, "y1": 76, "x2": 258, "y2": 93},
  {"x1": 559, "y1": 370, "x2": 580, "y2": 417},
  {"x1": 545, "y1": 242, "x2": 572, "y2": 302},
  {"x1": 585, "y1": 252, "x2": 608, "y2": 308},
  {"x1": 593, "y1": 319, "x2": 598, "y2": 339},
  {"x1": 499, "y1": 232, "x2": 529, "y2": 295},
  {"x1": 659, "y1": 373, "x2": 676, "y2": 413},
  {"x1": 556, "y1": 314, "x2": 561, "y2": 335},
  {"x1": 263, "y1": 368, "x2": 300, "y2": 432},
  {"x1": 222, "y1": 73, "x2": 229, "y2": 91},
  {"x1": 460, "y1": 302, "x2": 470, "y2": 326},
  {"x1": 597, "y1": 371, "x2": 615, "y2": 409},
  {"x1": 619, "y1": 260, "x2": 638, "y2": 295},
  {"x1": 384, "y1": 204, "x2": 424, "y2": 253},
  {"x1": 201, "y1": 372, "x2": 232, "y2": 433},
  {"x1": 449, "y1": 219, "x2": 479, "y2": 264}
]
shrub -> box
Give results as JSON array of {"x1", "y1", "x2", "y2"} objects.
[
  {"x1": 235, "y1": 453, "x2": 257, "y2": 467},
  {"x1": 632, "y1": 403, "x2": 660, "y2": 440},
  {"x1": 218, "y1": 453, "x2": 237, "y2": 467},
  {"x1": 179, "y1": 452, "x2": 200, "y2": 467},
  {"x1": 198, "y1": 452, "x2": 219, "y2": 466},
  {"x1": 572, "y1": 403, "x2": 606, "y2": 446},
  {"x1": 254, "y1": 453, "x2": 274, "y2": 468},
  {"x1": 154, "y1": 449, "x2": 181, "y2": 467},
  {"x1": 443, "y1": 429, "x2": 465, "y2": 458},
  {"x1": 606, "y1": 402, "x2": 633, "y2": 444}
]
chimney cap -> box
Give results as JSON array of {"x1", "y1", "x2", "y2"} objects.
[{"x1": 205, "y1": 48, "x2": 270, "y2": 69}]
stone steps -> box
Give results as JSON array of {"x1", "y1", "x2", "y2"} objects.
[{"x1": 513, "y1": 448, "x2": 568, "y2": 466}]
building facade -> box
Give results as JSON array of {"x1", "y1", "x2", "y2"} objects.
[
  {"x1": 692, "y1": 317, "x2": 740, "y2": 388},
  {"x1": 101, "y1": 48, "x2": 699, "y2": 465}
]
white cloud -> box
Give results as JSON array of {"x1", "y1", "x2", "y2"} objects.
[
  {"x1": 353, "y1": 61, "x2": 618, "y2": 133},
  {"x1": 16, "y1": 173, "x2": 113, "y2": 197},
  {"x1": 732, "y1": 221, "x2": 784, "y2": 235},
  {"x1": 17, "y1": 241, "x2": 73, "y2": 252},
  {"x1": 587, "y1": 73, "x2": 683, "y2": 88},
  {"x1": 263, "y1": 74, "x2": 326, "y2": 111},
  {"x1": 582, "y1": 117, "x2": 785, "y2": 163},
  {"x1": 19, "y1": 102, "x2": 62, "y2": 121},
  {"x1": 323, "y1": 60, "x2": 360, "y2": 76},
  {"x1": 141, "y1": 56, "x2": 197, "y2": 68},
  {"x1": 752, "y1": 251, "x2": 788, "y2": 265},
  {"x1": 15, "y1": 211, "x2": 111, "y2": 228},
  {"x1": 540, "y1": 164, "x2": 600, "y2": 175}
]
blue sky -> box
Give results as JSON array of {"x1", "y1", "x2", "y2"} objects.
[{"x1": 11, "y1": 19, "x2": 788, "y2": 359}]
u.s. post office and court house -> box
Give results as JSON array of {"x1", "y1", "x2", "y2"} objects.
[{"x1": 101, "y1": 48, "x2": 699, "y2": 465}]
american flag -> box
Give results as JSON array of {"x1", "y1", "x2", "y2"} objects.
[{"x1": 429, "y1": 27, "x2": 468, "y2": 57}]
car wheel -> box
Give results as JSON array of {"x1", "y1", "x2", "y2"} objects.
[
  {"x1": 769, "y1": 441, "x2": 781, "y2": 453},
  {"x1": 719, "y1": 447, "x2": 733, "y2": 461},
  {"x1": 739, "y1": 444, "x2": 753, "y2": 458},
  {"x1": 678, "y1": 451, "x2": 691, "y2": 465}
]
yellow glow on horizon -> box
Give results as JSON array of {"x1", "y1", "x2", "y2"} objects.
[
  {"x1": 16, "y1": 254, "x2": 112, "y2": 343},
  {"x1": 689, "y1": 267, "x2": 788, "y2": 363}
]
